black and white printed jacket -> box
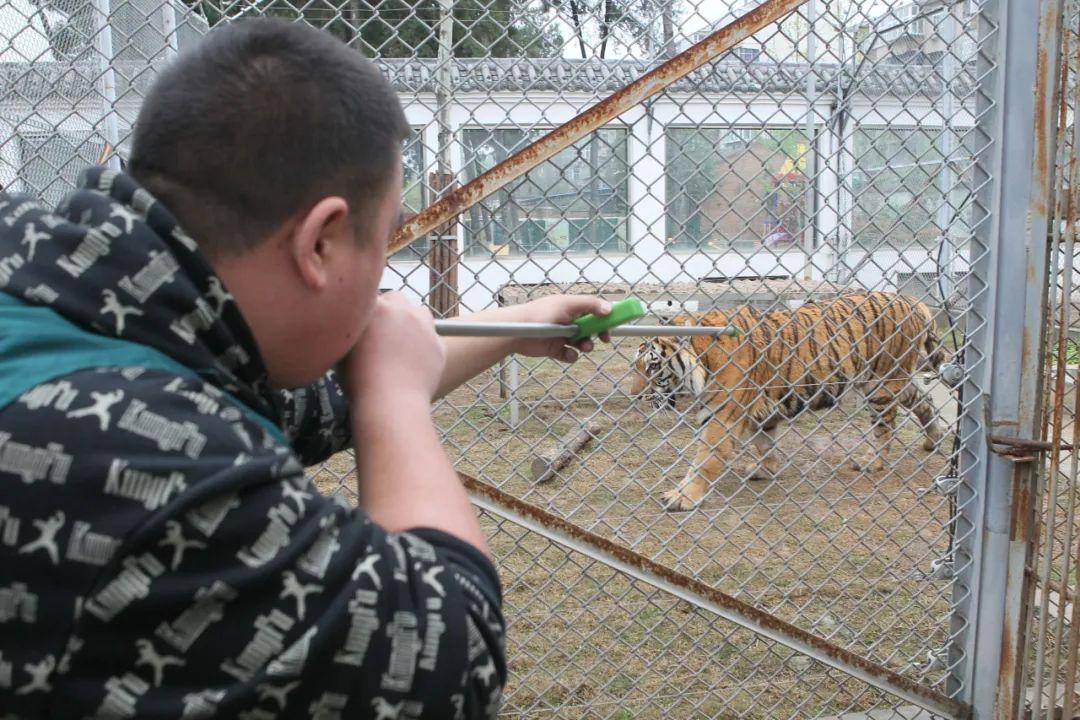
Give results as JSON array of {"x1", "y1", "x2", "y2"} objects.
[{"x1": 0, "y1": 167, "x2": 506, "y2": 719}]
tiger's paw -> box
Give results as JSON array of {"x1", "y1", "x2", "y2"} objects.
[
  {"x1": 747, "y1": 464, "x2": 777, "y2": 482},
  {"x1": 661, "y1": 489, "x2": 698, "y2": 512},
  {"x1": 922, "y1": 428, "x2": 945, "y2": 452},
  {"x1": 850, "y1": 458, "x2": 885, "y2": 473}
]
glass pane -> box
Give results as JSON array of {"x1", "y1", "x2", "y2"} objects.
[
  {"x1": 665, "y1": 127, "x2": 810, "y2": 253},
  {"x1": 851, "y1": 127, "x2": 945, "y2": 249},
  {"x1": 461, "y1": 127, "x2": 629, "y2": 257},
  {"x1": 389, "y1": 131, "x2": 427, "y2": 262}
]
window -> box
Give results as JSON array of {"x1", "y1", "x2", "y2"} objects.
[
  {"x1": 18, "y1": 130, "x2": 107, "y2": 207},
  {"x1": 665, "y1": 127, "x2": 811, "y2": 252},
  {"x1": 851, "y1": 127, "x2": 954, "y2": 248},
  {"x1": 389, "y1": 132, "x2": 428, "y2": 262},
  {"x1": 461, "y1": 127, "x2": 629, "y2": 257},
  {"x1": 729, "y1": 46, "x2": 761, "y2": 63}
]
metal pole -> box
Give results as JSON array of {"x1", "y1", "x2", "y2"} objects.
[
  {"x1": 435, "y1": 0, "x2": 452, "y2": 177},
  {"x1": 161, "y1": 0, "x2": 180, "y2": 59},
  {"x1": 960, "y1": 0, "x2": 1061, "y2": 716},
  {"x1": 387, "y1": 0, "x2": 807, "y2": 256},
  {"x1": 91, "y1": 0, "x2": 121, "y2": 172},
  {"x1": 507, "y1": 355, "x2": 519, "y2": 429},
  {"x1": 828, "y1": 23, "x2": 854, "y2": 284},
  {"x1": 427, "y1": 0, "x2": 459, "y2": 317},
  {"x1": 433, "y1": 321, "x2": 740, "y2": 338},
  {"x1": 802, "y1": 0, "x2": 817, "y2": 282},
  {"x1": 936, "y1": 3, "x2": 957, "y2": 303}
]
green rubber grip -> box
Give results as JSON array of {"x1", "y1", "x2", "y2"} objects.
[{"x1": 571, "y1": 297, "x2": 645, "y2": 342}]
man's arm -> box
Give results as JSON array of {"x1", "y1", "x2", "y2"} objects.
[
  {"x1": 281, "y1": 296, "x2": 610, "y2": 459},
  {"x1": 52, "y1": 374, "x2": 505, "y2": 718},
  {"x1": 346, "y1": 293, "x2": 489, "y2": 554},
  {"x1": 277, "y1": 371, "x2": 351, "y2": 465}
]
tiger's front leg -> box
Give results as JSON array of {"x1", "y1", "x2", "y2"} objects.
[
  {"x1": 663, "y1": 415, "x2": 744, "y2": 511},
  {"x1": 747, "y1": 424, "x2": 779, "y2": 481},
  {"x1": 853, "y1": 389, "x2": 901, "y2": 472}
]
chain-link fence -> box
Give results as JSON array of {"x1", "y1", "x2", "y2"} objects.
[{"x1": 1, "y1": 0, "x2": 1075, "y2": 716}]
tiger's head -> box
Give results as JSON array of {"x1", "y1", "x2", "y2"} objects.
[{"x1": 628, "y1": 337, "x2": 706, "y2": 410}]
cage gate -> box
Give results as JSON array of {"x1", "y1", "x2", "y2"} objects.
[{"x1": 1, "y1": 0, "x2": 1076, "y2": 716}]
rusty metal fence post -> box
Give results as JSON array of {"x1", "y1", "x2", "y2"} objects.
[{"x1": 427, "y1": 171, "x2": 460, "y2": 318}]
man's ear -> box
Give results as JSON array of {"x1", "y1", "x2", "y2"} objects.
[{"x1": 289, "y1": 196, "x2": 350, "y2": 290}]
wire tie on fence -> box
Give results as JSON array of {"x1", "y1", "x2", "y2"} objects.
[
  {"x1": 912, "y1": 646, "x2": 951, "y2": 673},
  {"x1": 928, "y1": 557, "x2": 955, "y2": 581},
  {"x1": 938, "y1": 362, "x2": 964, "y2": 388},
  {"x1": 919, "y1": 474, "x2": 961, "y2": 497}
]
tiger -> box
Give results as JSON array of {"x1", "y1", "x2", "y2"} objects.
[{"x1": 628, "y1": 291, "x2": 946, "y2": 511}]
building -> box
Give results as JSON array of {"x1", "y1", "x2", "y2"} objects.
[
  {"x1": 686, "y1": 0, "x2": 846, "y2": 66},
  {"x1": 852, "y1": 0, "x2": 979, "y2": 64},
  {"x1": 1, "y1": 31, "x2": 978, "y2": 312}
]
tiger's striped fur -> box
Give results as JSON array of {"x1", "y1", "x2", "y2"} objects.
[{"x1": 628, "y1": 292, "x2": 946, "y2": 511}]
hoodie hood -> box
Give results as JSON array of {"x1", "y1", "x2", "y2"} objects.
[{"x1": 0, "y1": 166, "x2": 279, "y2": 421}]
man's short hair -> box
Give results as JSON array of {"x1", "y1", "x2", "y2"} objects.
[{"x1": 129, "y1": 18, "x2": 409, "y2": 257}]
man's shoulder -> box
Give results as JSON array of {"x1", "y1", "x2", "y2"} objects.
[{"x1": 1, "y1": 365, "x2": 288, "y2": 472}]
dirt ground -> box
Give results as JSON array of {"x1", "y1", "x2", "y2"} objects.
[{"x1": 311, "y1": 339, "x2": 958, "y2": 718}]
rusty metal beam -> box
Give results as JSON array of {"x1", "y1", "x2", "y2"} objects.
[
  {"x1": 387, "y1": 0, "x2": 806, "y2": 256},
  {"x1": 462, "y1": 474, "x2": 970, "y2": 719}
]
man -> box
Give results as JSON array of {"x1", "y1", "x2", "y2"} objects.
[{"x1": 0, "y1": 18, "x2": 609, "y2": 718}]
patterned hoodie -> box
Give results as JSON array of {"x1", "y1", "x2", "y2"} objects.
[{"x1": 0, "y1": 167, "x2": 505, "y2": 719}]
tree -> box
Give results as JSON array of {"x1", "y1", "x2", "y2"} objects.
[
  {"x1": 545, "y1": 0, "x2": 684, "y2": 60},
  {"x1": 191, "y1": 0, "x2": 563, "y2": 58}
]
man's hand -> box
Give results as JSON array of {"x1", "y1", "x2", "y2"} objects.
[
  {"x1": 512, "y1": 294, "x2": 613, "y2": 363},
  {"x1": 344, "y1": 293, "x2": 487, "y2": 553},
  {"x1": 343, "y1": 292, "x2": 446, "y2": 404}
]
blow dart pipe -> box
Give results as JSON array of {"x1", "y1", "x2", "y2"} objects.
[{"x1": 432, "y1": 298, "x2": 740, "y2": 342}]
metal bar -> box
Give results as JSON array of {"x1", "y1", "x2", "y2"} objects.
[
  {"x1": 963, "y1": 0, "x2": 1062, "y2": 716},
  {"x1": 506, "y1": 354, "x2": 519, "y2": 429},
  {"x1": 801, "y1": 0, "x2": 817, "y2": 283},
  {"x1": 433, "y1": 321, "x2": 739, "y2": 339},
  {"x1": 386, "y1": 0, "x2": 807, "y2": 256},
  {"x1": 462, "y1": 474, "x2": 970, "y2": 720},
  {"x1": 161, "y1": 0, "x2": 179, "y2": 59},
  {"x1": 949, "y1": 0, "x2": 1001, "y2": 698},
  {"x1": 998, "y1": 0, "x2": 1066, "y2": 714},
  {"x1": 936, "y1": 5, "x2": 959, "y2": 303},
  {"x1": 1031, "y1": 26, "x2": 1077, "y2": 715},
  {"x1": 1031, "y1": 575, "x2": 1078, "y2": 606},
  {"x1": 987, "y1": 435, "x2": 1076, "y2": 454},
  {"x1": 91, "y1": 0, "x2": 122, "y2": 172}
]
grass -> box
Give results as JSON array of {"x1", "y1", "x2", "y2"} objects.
[
  {"x1": 311, "y1": 339, "x2": 960, "y2": 718},
  {"x1": 1042, "y1": 336, "x2": 1080, "y2": 367}
]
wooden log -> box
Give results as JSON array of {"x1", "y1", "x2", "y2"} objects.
[{"x1": 531, "y1": 420, "x2": 605, "y2": 483}]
